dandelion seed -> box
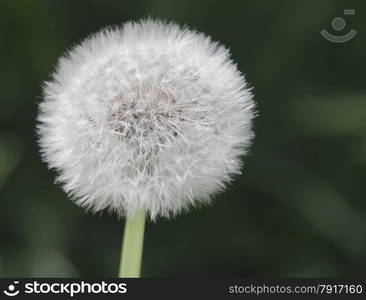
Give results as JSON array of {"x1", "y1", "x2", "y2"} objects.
[{"x1": 37, "y1": 19, "x2": 255, "y2": 221}]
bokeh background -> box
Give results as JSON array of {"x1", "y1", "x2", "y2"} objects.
[{"x1": 1, "y1": 0, "x2": 366, "y2": 277}]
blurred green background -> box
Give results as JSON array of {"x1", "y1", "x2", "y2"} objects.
[{"x1": 1, "y1": 0, "x2": 366, "y2": 277}]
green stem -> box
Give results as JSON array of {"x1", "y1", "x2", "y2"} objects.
[{"x1": 118, "y1": 210, "x2": 146, "y2": 278}]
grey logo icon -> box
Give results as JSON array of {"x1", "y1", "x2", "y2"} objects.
[
  {"x1": 321, "y1": 9, "x2": 357, "y2": 43},
  {"x1": 3, "y1": 281, "x2": 20, "y2": 297}
]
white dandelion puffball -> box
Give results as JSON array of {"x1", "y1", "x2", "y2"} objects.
[{"x1": 37, "y1": 19, "x2": 255, "y2": 219}]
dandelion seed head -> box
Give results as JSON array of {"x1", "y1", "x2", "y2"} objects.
[{"x1": 37, "y1": 19, "x2": 256, "y2": 219}]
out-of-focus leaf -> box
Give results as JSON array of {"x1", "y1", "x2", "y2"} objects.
[
  {"x1": 29, "y1": 247, "x2": 80, "y2": 277},
  {"x1": 0, "y1": 135, "x2": 22, "y2": 188},
  {"x1": 286, "y1": 94, "x2": 366, "y2": 136}
]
